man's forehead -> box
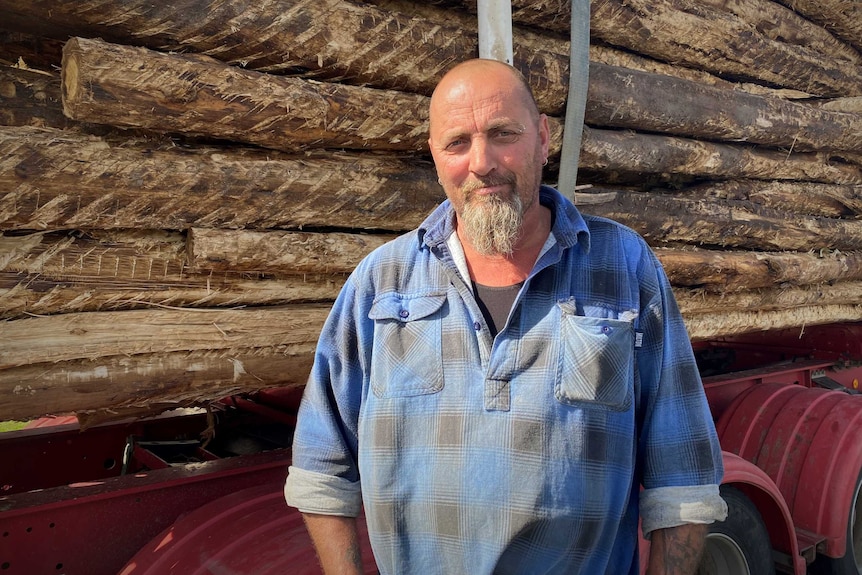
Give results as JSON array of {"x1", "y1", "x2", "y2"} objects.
[
  {"x1": 431, "y1": 84, "x2": 528, "y2": 134},
  {"x1": 435, "y1": 70, "x2": 521, "y2": 105}
]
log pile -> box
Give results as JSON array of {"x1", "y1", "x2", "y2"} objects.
[{"x1": 1, "y1": 0, "x2": 861, "y2": 423}]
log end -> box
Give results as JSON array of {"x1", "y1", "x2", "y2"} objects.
[{"x1": 60, "y1": 38, "x2": 82, "y2": 118}]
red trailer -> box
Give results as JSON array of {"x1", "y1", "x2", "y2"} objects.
[
  {"x1": 3, "y1": 323, "x2": 862, "y2": 575},
  {"x1": 695, "y1": 323, "x2": 862, "y2": 575}
]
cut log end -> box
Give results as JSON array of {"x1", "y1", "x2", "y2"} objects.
[{"x1": 60, "y1": 41, "x2": 80, "y2": 116}]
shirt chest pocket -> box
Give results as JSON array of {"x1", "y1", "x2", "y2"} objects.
[
  {"x1": 368, "y1": 292, "x2": 447, "y2": 398},
  {"x1": 556, "y1": 307, "x2": 634, "y2": 411}
]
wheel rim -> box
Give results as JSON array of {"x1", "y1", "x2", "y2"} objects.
[{"x1": 697, "y1": 532, "x2": 751, "y2": 575}]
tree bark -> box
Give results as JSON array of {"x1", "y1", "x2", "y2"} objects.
[
  {"x1": 372, "y1": 0, "x2": 817, "y2": 102},
  {"x1": 494, "y1": 0, "x2": 862, "y2": 97},
  {"x1": 0, "y1": 230, "x2": 346, "y2": 319},
  {"x1": 61, "y1": 35, "x2": 862, "y2": 158},
  {"x1": 693, "y1": 0, "x2": 861, "y2": 63},
  {"x1": 578, "y1": 128, "x2": 862, "y2": 186},
  {"x1": 0, "y1": 272, "x2": 345, "y2": 320},
  {"x1": 0, "y1": 304, "x2": 330, "y2": 370},
  {"x1": 188, "y1": 230, "x2": 862, "y2": 292},
  {"x1": 0, "y1": 126, "x2": 442, "y2": 232},
  {"x1": 4, "y1": 0, "x2": 844, "y2": 111},
  {"x1": 1, "y1": 228, "x2": 187, "y2": 284},
  {"x1": 773, "y1": 0, "x2": 862, "y2": 53},
  {"x1": 582, "y1": 191, "x2": 862, "y2": 251},
  {"x1": 674, "y1": 281, "x2": 862, "y2": 315},
  {"x1": 676, "y1": 180, "x2": 862, "y2": 219},
  {"x1": 188, "y1": 228, "x2": 393, "y2": 274},
  {"x1": 585, "y1": 43, "x2": 810, "y2": 101},
  {"x1": 62, "y1": 37, "x2": 431, "y2": 153},
  {"x1": 684, "y1": 304, "x2": 862, "y2": 341},
  {"x1": 588, "y1": 0, "x2": 862, "y2": 98},
  {"x1": 586, "y1": 62, "x2": 862, "y2": 153},
  {"x1": 55, "y1": 38, "x2": 862, "y2": 184},
  {"x1": 818, "y1": 97, "x2": 862, "y2": 114},
  {"x1": 0, "y1": 0, "x2": 575, "y2": 116},
  {"x1": 8, "y1": 126, "x2": 856, "y2": 243},
  {"x1": 389, "y1": 0, "x2": 862, "y2": 97},
  {"x1": 655, "y1": 248, "x2": 862, "y2": 292},
  {"x1": 0, "y1": 347, "x2": 315, "y2": 423},
  {"x1": 0, "y1": 0, "x2": 476, "y2": 96},
  {"x1": 13, "y1": 231, "x2": 862, "y2": 319}
]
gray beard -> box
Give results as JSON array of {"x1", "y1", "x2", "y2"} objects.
[{"x1": 460, "y1": 192, "x2": 524, "y2": 256}]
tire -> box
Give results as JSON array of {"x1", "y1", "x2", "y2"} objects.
[
  {"x1": 810, "y1": 472, "x2": 862, "y2": 575},
  {"x1": 696, "y1": 485, "x2": 775, "y2": 575}
]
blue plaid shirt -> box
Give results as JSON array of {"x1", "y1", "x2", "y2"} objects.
[{"x1": 285, "y1": 186, "x2": 726, "y2": 574}]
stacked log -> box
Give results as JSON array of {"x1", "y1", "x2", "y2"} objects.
[{"x1": 1, "y1": 0, "x2": 861, "y2": 423}]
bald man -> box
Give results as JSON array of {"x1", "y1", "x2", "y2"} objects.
[{"x1": 285, "y1": 59, "x2": 726, "y2": 575}]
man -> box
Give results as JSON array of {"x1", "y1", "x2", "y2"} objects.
[{"x1": 285, "y1": 58, "x2": 727, "y2": 574}]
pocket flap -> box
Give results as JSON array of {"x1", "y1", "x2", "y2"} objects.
[{"x1": 368, "y1": 292, "x2": 447, "y2": 322}]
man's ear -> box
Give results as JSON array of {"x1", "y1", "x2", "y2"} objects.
[{"x1": 538, "y1": 114, "x2": 551, "y2": 158}]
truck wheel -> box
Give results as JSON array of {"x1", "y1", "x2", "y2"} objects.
[
  {"x1": 810, "y1": 472, "x2": 862, "y2": 575},
  {"x1": 696, "y1": 486, "x2": 775, "y2": 575}
]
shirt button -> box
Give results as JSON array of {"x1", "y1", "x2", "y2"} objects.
[
  {"x1": 602, "y1": 325, "x2": 611, "y2": 334},
  {"x1": 399, "y1": 309, "x2": 409, "y2": 319},
  {"x1": 473, "y1": 321, "x2": 482, "y2": 331}
]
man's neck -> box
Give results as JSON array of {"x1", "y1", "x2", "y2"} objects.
[{"x1": 457, "y1": 204, "x2": 552, "y2": 287}]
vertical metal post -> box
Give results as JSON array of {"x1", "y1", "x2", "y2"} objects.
[
  {"x1": 557, "y1": 0, "x2": 591, "y2": 202},
  {"x1": 477, "y1": 0, "x2": 513, "y2": 64}
]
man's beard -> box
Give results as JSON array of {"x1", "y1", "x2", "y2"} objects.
[{"x1": 459, "y1": 177, "x2": 524, "y2": 256}]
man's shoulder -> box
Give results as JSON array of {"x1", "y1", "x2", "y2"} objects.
[
  {"x1": 579, "y1": 211, "x2": 650, "y2": 252},
  {"x1": 542, "y1": 186, "x2": 645, "y2": 253},
  {"x1": 580, "y1": 210, "x2": 637, "y2": 235},
  {"x1": 360, "y1": 200, "x2": 451, "y2": 268},
  {"x1": 349, "y1": 228, "x2": 444, "y2": 295},
  {"x1": 359, "y1": 229, "x2": 423, "y2": 268}
]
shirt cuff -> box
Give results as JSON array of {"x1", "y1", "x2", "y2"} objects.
[
  {"x1": 284, "y1": 465, "x2": 363, "y2": 516},
  {"x1": 640, "y1": 484, "x2": 728, "y2": 536}
]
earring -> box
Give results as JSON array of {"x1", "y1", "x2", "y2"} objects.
[
  {"x1": 542, "y1": 158, "x2": 548, "y2": 166},
  {"x1": 437, "y1": 178, "x2": 443, "y2": 185}
]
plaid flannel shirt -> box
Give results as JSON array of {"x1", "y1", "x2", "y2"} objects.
[{"x1": 285, "y1": 186, "x2": 726, "y2": 574}]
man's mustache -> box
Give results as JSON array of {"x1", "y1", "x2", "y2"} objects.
[{"x1": 461, "y1": 175, "x2": 516, "y2": 195}]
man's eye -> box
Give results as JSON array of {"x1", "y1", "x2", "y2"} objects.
[
  {"x1": 493, "y1": 130, "x2": 521, "y2": 142},
  {"x1": 445, "y1": 139, "x2": 467, "y2": 150}
]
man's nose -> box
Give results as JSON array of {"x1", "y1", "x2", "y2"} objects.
[{"x1": 469, "y1": 137, "x2": 496, "y2": 176}]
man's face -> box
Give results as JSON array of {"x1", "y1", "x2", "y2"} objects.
[{"x1": 428, "y1": 63, "x2": 550, "y2": 256}]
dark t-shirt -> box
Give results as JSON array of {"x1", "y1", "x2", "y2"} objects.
[{"x1": 473, "y1": 281, "x2": 524, "y2": 337}]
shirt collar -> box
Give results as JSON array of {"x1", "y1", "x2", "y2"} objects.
[{"x1": 443, "y1": 231, "x2": 559, "y2": 290}]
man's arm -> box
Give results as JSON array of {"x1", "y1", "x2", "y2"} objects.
[
  {"x1": 303, "y1": 513, "x2": 364, "y2": 575},
  {"x1": 645, "y1": 523, "x2": 708, "y2": 575}
]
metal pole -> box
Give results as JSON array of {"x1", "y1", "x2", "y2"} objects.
[
  {"x1": 477, "y1": 0, "x2": 513, "y2": 64},
  {"x1": 556, "y1": 0, "x2": 591, "y2": 202}
]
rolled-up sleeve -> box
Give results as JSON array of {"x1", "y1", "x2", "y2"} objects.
[
  {"x1": 636, "y1": 251, "x2": 728, "y2": 533},
  {"x1": 284, "y1": 270, "x2": 371, "y2": 516},
  {"x1": 285, "y1": 466, "x2": 362, "y2": 516},
  {"x1": 640, "y1": 485, "x2": 727, "y2": 536}
]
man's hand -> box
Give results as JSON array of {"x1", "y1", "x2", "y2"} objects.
[
  {"x1": 303, "y1": 513, "x2": 364, "y2": 575},
  {"x1": 645, "y1": 523, "x2": 709, "y2": 575}
]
